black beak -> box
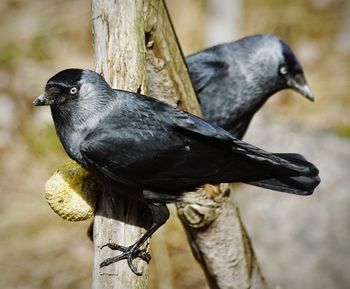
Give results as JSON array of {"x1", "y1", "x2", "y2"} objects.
[
  {"x1": 33, "y1": 93, "x2": 50, "y2": 106},
  {"x1": 289, "y1": 73, "x2": 315, "y2": 102}
]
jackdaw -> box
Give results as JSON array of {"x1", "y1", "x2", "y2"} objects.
[
  {"x1": 187, "y1": 34, "x2": 314, "y2": 139},
  {"x1": 33, "y1": 69, "x2": 320, "y2": 274}
]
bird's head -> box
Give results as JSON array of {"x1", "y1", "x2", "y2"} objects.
[
  {"x1": 33, "y1": 69, "x2": 111, "y2": 107},
  {"x1": 246, "y1": 35, "x2": 314, "y2": 102},
  {"x1": 276, "y1": 39, "x2": 314, "y2": 101},
  {"x1": 34, "y1": 69, "x2": 84, "y2": 106}
]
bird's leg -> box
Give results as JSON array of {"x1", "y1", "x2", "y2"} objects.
[{"x1": 100, "y1": 202, "x2": 170, "y2": 275}]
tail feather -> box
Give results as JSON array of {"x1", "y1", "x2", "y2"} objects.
[
  {"x1": 244, "y1": 153, "x2": 320, "y2": 195},
  {"x1": 246, "y1": 175, "x2": 321, "y2": 195},
  {"x1": 232, "y1": 139, "x2": 315, "y2": 176},
  {"x1": 274, "y1": 153, "x2": 319, "y2": 176}
]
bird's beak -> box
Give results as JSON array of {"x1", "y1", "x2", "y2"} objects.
[
  {"x1": 291, "y1": 82, "x2": 314, "y2": 102},
  {"x1": 33, "y1": 93, "x2": 50, "y2": 106},
  {"x1": 289, "y1": 73, "x2": 315, "y2": 102}
]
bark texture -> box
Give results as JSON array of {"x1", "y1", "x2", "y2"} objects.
[
  {"x1": 92, "y1": 1, "x2": 150, "y2": 288},
  {"x1": 91, "y1": 1, "x2": 267, "y2": 288}
]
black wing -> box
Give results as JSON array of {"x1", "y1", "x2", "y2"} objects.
[
  {"x1": 186, "y1": 47, "x2": 251, "y2": 137},
  {"x1": 80, "y1": 92, "x2": 319, "y2": 195},
  {"x1": 187, "y1": 55, "x2": 229, "y2": 93},
  {"x1": 79, "y1": 94, "x2": 234, "y2": 190},
  {"x1": 173, "y1": 112, "x2": 313, "y2": 175}
]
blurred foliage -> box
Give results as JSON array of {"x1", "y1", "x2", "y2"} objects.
[
  {"x1": 334, "y1": 124, "x2": 350, "y2": 138},
  {"x1": 0, "y1": 0, "x2": 348, "y2": 289},
  {"x1": 22, "y1": 124, "x2": 65, "y2": 159},
  {"x1": 0, "y1": 42, "x2": 20, "y2": 69}
]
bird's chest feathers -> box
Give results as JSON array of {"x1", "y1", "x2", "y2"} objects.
[
  {"x1": 56, "y1": 127, "x2": 84, "y2": 162},
  {"x1": 56, "y1": 117, "x2": 99, "y2": 163}
]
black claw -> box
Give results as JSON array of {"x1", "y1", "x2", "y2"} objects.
[
  {"x1": 100, "y1": 253, "x2": 128, "y2": 268},
  {"x1": 98, "y1": 204, "x2": 168, "y2": 275},
  {"x1": 127, "y1": 255, "x2": 142, "y2": 276},
  {"x1": 99, "y1": 242, "x2": 151, "y2": 275},
  {"x1": 138, "y1": 249, "x2": 152, "y2": 263},
  {"x1": 100, "y1": 243, "x2": 127, "y2": 251}
]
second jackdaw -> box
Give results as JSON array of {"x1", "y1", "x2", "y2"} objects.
[{"x1": 187, "y1": 34, "x2": 314, "y2": 139}]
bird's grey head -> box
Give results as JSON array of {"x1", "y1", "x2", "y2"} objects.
[
  {"x1": 33, "y1": 68, "x2": 111, "y2": 107},
  {"x1": 244, "y1": 35, "x2": 314, "y2": 101}
]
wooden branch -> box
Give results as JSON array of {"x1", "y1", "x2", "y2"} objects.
[
  {"x1": 92, "y1": 1, "x2": 150, "y2": 288},
  {"x1": 91, "y1": 0, "x2": 267, "y2": 288},
  {"x1": 177, "y1": 186, "x2": 267, "y2": 289}
]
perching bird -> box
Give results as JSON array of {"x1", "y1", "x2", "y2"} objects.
[
  {"x1": 33, "y1": 69, "x2": 320, "y2": 275},
  {"x1": 187, "y1": 34, "x2": 314, "y2": 139}
]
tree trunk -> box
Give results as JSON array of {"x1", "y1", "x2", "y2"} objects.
[
  {"x1": 92, "y1": 1, "x2": 150, "y2": 288},
  {"x1": 91, "y1": 1, "x2": 267, "y2": 288}
]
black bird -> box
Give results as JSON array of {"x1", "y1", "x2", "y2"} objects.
[
  {"x1": 187, "y1": 34, "x2": 314, "y2": 139},
  {"x1": 33, "y1": 69, "x2": 320, "y2": 275}
]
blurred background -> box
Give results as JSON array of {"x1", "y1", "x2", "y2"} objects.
[{"x1": 0, "y1": 0, "x2": 349, "y2": 288}]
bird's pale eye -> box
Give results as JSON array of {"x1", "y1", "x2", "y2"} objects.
[
  {"x1": 69, "y1": 87, "x2": 78, "y2": 95},
  {"x1": 279, "y1": 66, "x2": 288, "y2": 75}
]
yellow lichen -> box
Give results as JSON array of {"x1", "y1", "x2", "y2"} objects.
[{"x1": 45, "y1": 161, "x2": 97, "y2": 221}]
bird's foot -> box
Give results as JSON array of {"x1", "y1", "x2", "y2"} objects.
[{"x1": 99, "y1": 243, "x2": 151, "y2": 275}]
